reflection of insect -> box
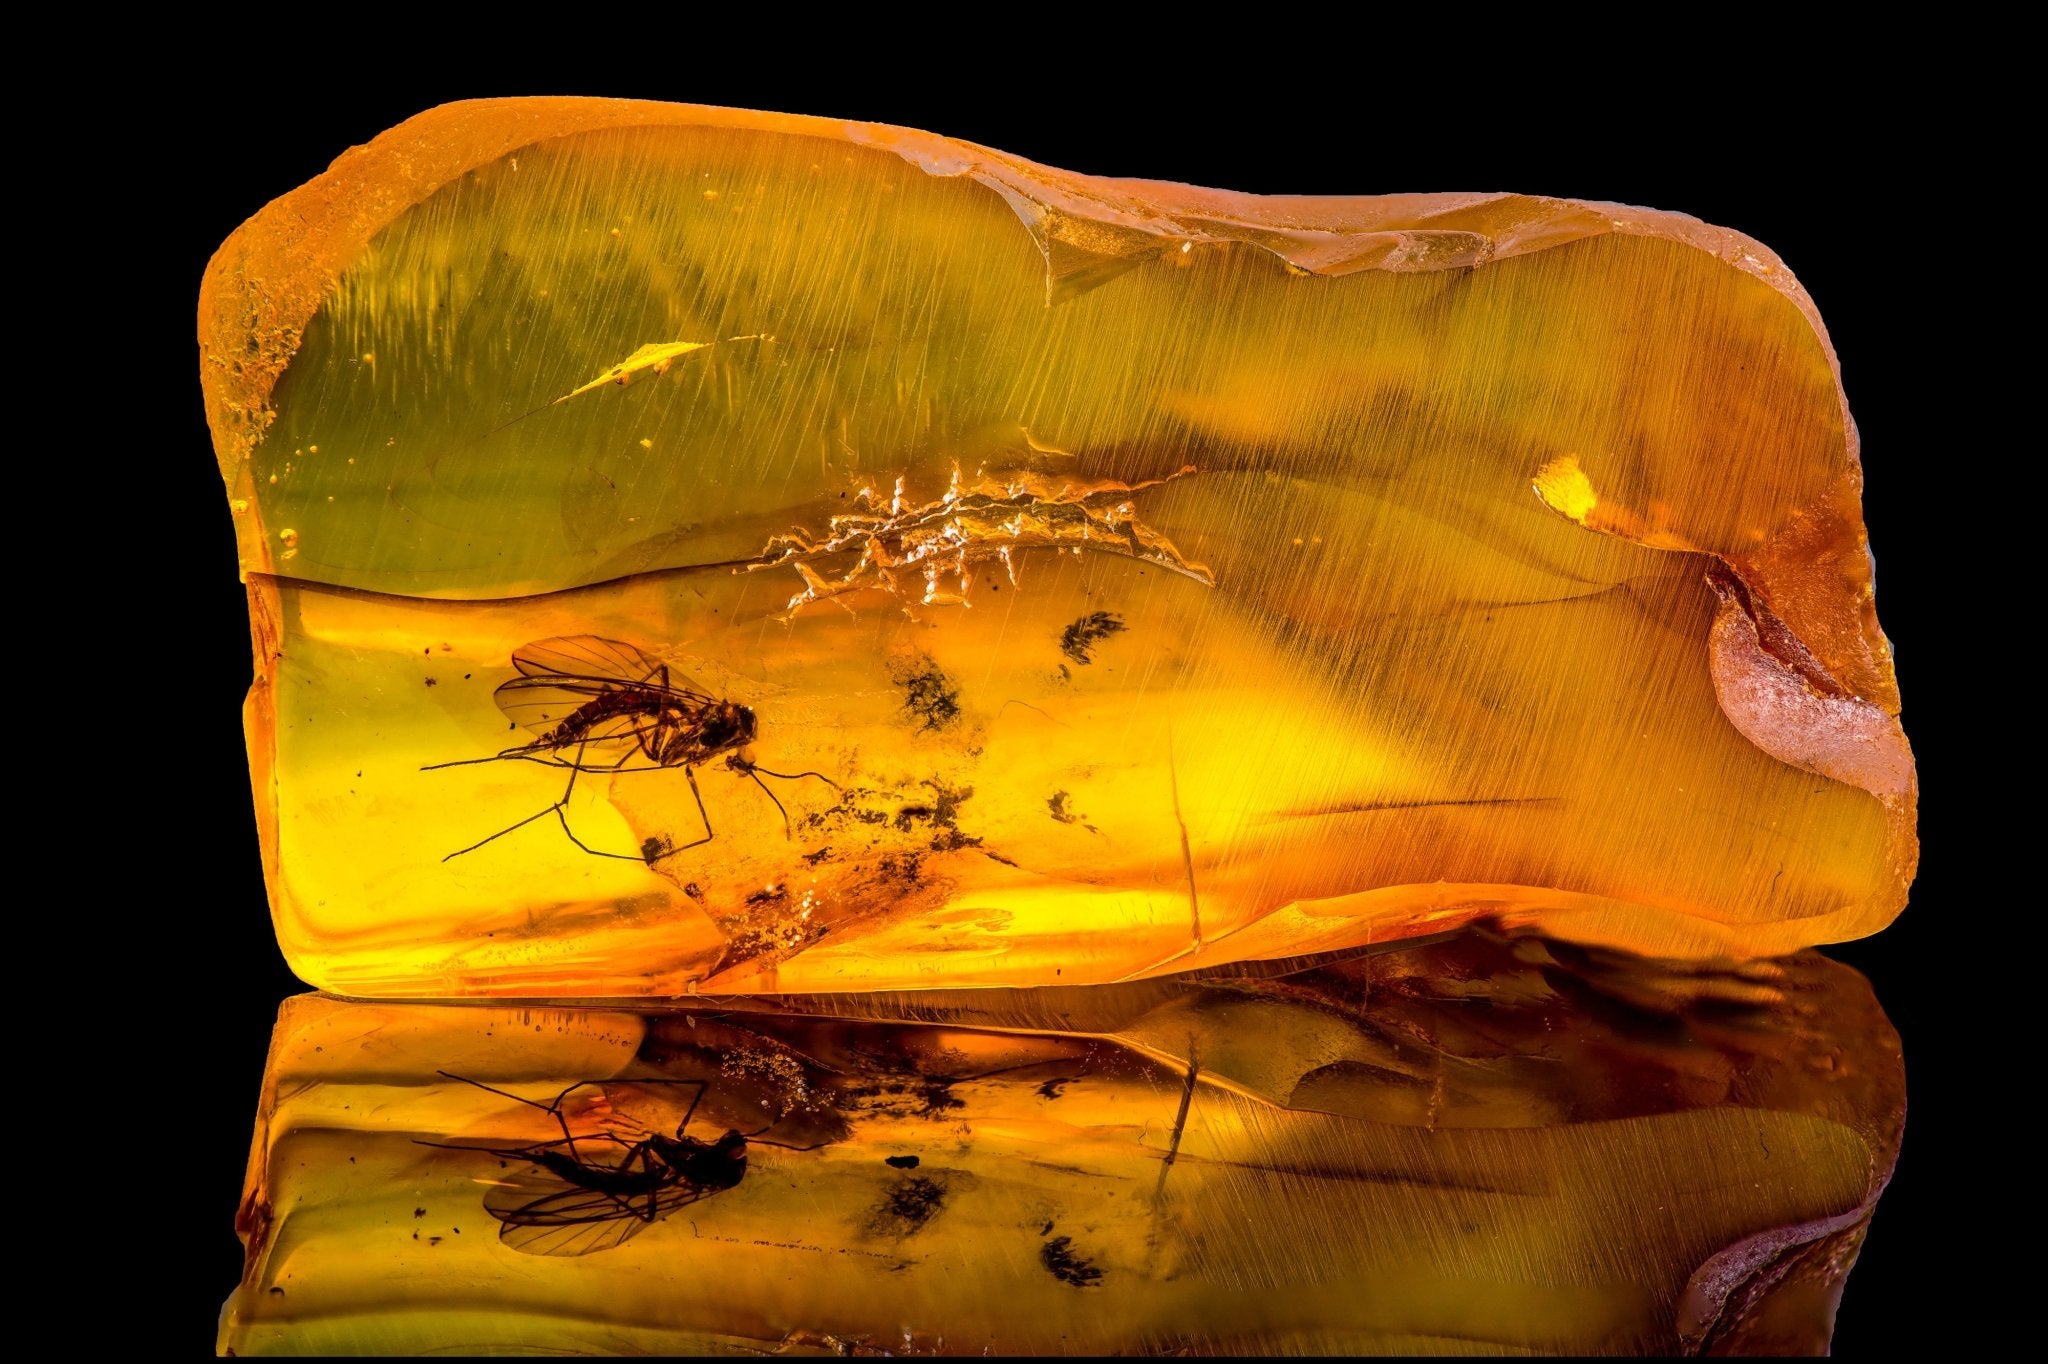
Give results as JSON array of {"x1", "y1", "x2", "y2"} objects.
[
  {"x1": 423, "y1": 636, "x2": 835, "y2": 863},
  {"x1": 419, "y1": 1071, "x2": 791, "y2": 1256}
]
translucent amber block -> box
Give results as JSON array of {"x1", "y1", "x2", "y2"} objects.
[
  {"x1": 219, "y1": 933, "x2": 1902, "y2": 1355},
  {"x1": 201, "y1": 100, "x2": 1915, "y2": 995}
]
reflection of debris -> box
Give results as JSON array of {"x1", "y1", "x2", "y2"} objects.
[
  {"x1": 916, "y1": 1077, "x2": 966, "y2": 1118},
  {"x1": 751, "y1": 462, "x2": 1212, "y2": 613},
  {"x1": 1059, "y1": 611, "x2": 1127, "y2": 665},
  {"x1": 718, "y1": 1040, "x2": 816, "y2": 1111},
  {"x1": 1039, "y1": 1233, "x2": 1104, "y2": 1287},
  {"x1": 719, "y1": 886, "x2": 825, "y2": 968},
  {"x1": 892, "y1": 655, "x2": 961, "y2": 732},
  {"x1": 867, "y1": 1175, "x2": 949, "y2": 1237}
]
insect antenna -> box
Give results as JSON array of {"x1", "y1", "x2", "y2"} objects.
[
  {"x1": 421, "y1": 753, "x2": 523, "y2": 772},
  {"x1": 741, "y1": 1125, "x2": 835, "y2": 1153},
  {"x1": 729, "y1": 757, "x2": 841, "y2": 841},
  {"x1": 743, "y1": 762, "x2": 842, "y2": 791}
]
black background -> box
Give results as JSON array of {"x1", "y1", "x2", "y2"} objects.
[{"x1": 147, "y1": 67, "x2": 1956, "y2": 1352}]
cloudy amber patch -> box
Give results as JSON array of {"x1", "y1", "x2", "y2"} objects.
[
  {"x1": 205, "y1": 100, "x2": 1914, "y2": 995},
  {"x1": 219, "y1": 935, "x2": 1902, "y2": 1355}
]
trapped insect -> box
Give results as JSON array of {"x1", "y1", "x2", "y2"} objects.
[
  {"x1": 424, "y1": 636, "x2": 834, "y2": 863},
  {"x1": 419, "y1": 1071, "x2": 811, "y2": 1256}
]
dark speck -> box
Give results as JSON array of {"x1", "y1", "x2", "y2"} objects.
[
  {"x1": 413, "y1": 1207, "x2": 426, "y2": 1218},
  {"x1": 1039, "y1": 1235, "x2": 1104, "y2": 1287},
  {"x1": 891, "y1": 654, "x2": 961, "y2": 732},
  {"x1": 1059, "y1": 611, "x2": 1126, "y2": 665},
  {"x1": 868, "y1": 1175, "x2": 947, "y2": 1235},
  {"x1": 886, "y1": 1154, "x2": 921, "y2": 1169}
]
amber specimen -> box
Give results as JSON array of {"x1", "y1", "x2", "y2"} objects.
[
  {"x1": 201, "y1": 100, "x2": 1914, "y2": 995},
  {"x1": 218, "y1": 932, "x2": 1902, "y2": 1355}
]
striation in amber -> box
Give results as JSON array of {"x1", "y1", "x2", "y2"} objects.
[
  {"x1": 202, "y1": 99, "x2": 1914, "y2": 996},
  {"x1": 218, "y1": 932, "x2": 1902, "y2": 1355}
]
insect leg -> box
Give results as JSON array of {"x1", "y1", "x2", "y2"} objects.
[
  {"x1": 430, "y1": 1070, "x2": 601, "y2": 1156},
  {"x1": 743, "y1": 1128, "x2": 834, "y2": 1152},
  {"x1": 439, "y1": 750, "x2": 587, "y2": 862},
  {"x1": 436, "y1": 1071, "x2": 600, "y2": 1128},
  {"x1": 440, "y1": 803, "x2": 566, "y2": 862},
  {"x1": 678, "y1": 1080, "x2": 706, "y2": 1132},
  {"x1": 620, "y1": 1139, "x2": 661, "y2": 1223},
  {"x1": 549, "y1": 737, "x2": 660, "y2": 862},
  {"x1": 646, "y1": 766, "x2": 715, "y2": 862},
  {"x1": 436, "y1": 1069, "x2": 557, "y2": 1109}
]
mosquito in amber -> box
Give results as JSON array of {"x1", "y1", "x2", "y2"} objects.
[
  {"x1": 424, "y1": 635, "x2": 834, "y2": 863},
  {"x1": 418, "y1": 1071, "x2": 821, "y2": 1256}
]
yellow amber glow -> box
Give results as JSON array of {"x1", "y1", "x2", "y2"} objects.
[
  {"x1": 206, "y1": 100, "x2": 1914, "y2": 996},
  {"x1": 1532, "y1": 454, "x2": 1599, "y2": 524}
]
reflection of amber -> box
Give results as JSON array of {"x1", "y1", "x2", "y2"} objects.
[
  {"x1": 208, "y1": 100, "x2": 1913, "y2": 995},
  {"x1": 220, "y1": 932, "x2": 1902, "y2": 1355}
]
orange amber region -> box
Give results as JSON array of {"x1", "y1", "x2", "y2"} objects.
[
  {"x1": 202, "y1": 99, "x2": 1914, "y2": 996},
  {"x1": 219, "y1": 936, "x2": 1903, "y2": 1356}
]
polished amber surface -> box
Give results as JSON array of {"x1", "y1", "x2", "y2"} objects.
[
  {"x1": 218, "y1": 932, "x2": 1902, "y2": 1355},
  {"x1": 202, "y1": 99, "x2": 1913, "y2": 995}
]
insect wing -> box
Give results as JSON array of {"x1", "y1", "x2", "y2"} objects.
[
  {"x1": 484, "y1": 1166, "x2": 716, "y2": 1257},
  {"x1": 511, "y1": 636, "x2": 667, "y2": 684},
  {"x1": 494, "y1": 637, "x2": 718, "y2": 744},
  {"x1": 491, "y1": 678, "x2": 667, "y2": 752}
]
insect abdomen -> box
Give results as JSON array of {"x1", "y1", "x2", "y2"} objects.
[{"x1": 548, "y1": 689, "x2": 655, "y2": 746}]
